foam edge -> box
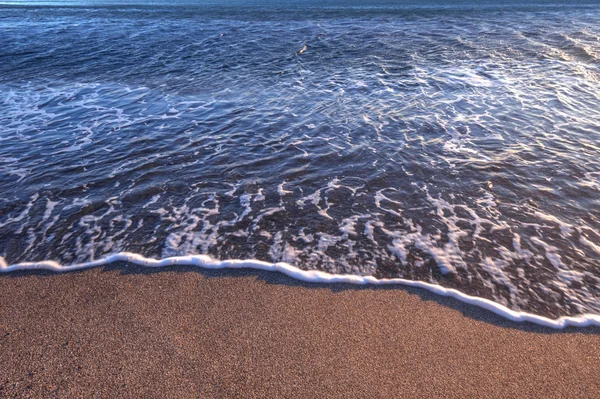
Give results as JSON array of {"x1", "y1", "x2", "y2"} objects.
[{"x1": 1, "y1": 252, "x2": 599, "y2": 329}]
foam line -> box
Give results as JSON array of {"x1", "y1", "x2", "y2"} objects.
[{"x1": 1, "y1": 252, "x2": 599, "y2": 329}]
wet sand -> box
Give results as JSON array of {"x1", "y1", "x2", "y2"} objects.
[{"x1": 1, "y1": 263, "x2": 599, "y2": 398}]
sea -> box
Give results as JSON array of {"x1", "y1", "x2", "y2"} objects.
[{"x1": 1, "y1": 0, "x2": 599, "y2": 324}]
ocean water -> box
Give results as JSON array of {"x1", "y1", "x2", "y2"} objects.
[{"x1": 1, "y1": 0, "x2": 599, "y2": 322}]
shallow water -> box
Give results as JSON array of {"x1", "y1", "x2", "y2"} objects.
[{"x1": 1, "y1": 0, "x2": 599, "y2": 318}]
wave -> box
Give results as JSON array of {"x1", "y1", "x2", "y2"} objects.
[{"x1": 1, "y1": 252, "x2": 599, "y2": 329}]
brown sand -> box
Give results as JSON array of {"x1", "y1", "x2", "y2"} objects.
[{"x1": 1, "y1": 263, "x2": 599, "y2": 398}]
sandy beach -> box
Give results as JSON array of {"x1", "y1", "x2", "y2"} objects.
[{"x1": 1, "y1": 264, "x2": 599, "y2": 398}]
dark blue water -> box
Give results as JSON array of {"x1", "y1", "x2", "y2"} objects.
[{"x1": 1, "y1": 0, "x2": 599, "y2": 317}]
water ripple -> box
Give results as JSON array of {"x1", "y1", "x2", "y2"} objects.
[{"x1": 0, "y1": 3, "x2": 599, "y2": 317}]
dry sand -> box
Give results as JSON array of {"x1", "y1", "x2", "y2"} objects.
[{"x1": 1, "y1": 263, "x2": 599, "y2": 398}]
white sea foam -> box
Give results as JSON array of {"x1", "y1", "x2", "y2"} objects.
[
  {"x1": 534, "y1": 211, "x2": 573, "y2": 237},
  {"x1": 580, "y1": 233, "x2": 600, "y2": 255},
  {"x1": 277, "y1": 181, "x2": 293, "y2": 196},
  {"x1": 1, "y1": 252, "x2": 598, "y2": 329}
]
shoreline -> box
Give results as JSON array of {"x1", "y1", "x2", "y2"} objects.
[
  {"x1": 1, "y1": 263, "x2": 599, "y2": 397},
  {"x1": 2, "y1": 253, "x2": 599, "y2": 329}
]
